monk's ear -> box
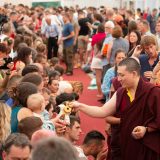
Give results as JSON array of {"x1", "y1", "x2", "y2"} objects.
[{"x1": 132, "y1": 71, "x2": 138, "y2": 77}]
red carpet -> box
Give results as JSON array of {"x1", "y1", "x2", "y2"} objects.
[{"x1": 63, "y1": 68, "x2": 106, "y2": 144}]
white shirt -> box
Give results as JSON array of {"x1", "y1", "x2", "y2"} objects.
[
  {"x1": 75, "y1": 146, "x2": 88, "y2": 160},
  {"x1": 41, "y1": 15, "x2": 62, "y2": 35},
  {"x1": 0, "y1": 34, "x2": 8, "y2": 42}
]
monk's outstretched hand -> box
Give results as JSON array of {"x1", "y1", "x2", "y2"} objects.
[
  {"x1": 69, "y1": 101, "x2": 81, "y2": 110},
  {"x1": 131, "y1": 126, "x2": 147, "y2": 139}
]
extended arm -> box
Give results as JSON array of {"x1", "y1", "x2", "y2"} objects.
[
  {"x1": 105, "y1": 116, "x2": 120, "y2": 125},
  {"x1": 72, "y1": 92, "x2": 117, "y2": 118}
]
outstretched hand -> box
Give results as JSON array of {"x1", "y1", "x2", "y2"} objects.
[{"x1": 69, "y1": 101, "x2": 81, "y2": 111}]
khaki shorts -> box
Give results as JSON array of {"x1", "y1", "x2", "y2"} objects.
[{"x1": 78, "y1": 35, "x2": 88, "y2": 50}]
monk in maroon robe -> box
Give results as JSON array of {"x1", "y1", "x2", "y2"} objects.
[
  {"x1": 72, "y1": 58, "x2": 160, "y2": 160},
  {"x1": 117, "y1": 78, "x2": 160, "y2": 160}
]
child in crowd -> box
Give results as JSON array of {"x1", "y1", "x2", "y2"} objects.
[
  {"x1": 34, "y1": 53, "x2": 48, "y2": 68},
  {"x1": 41, "y1": 88, "x2": 57, "y2": 118},
  {"x1": 41, "y1": 87, "x2": 51, "y2": 106},
  {"x1": 49, "y1": 70, "x2": 61, "y2": 81},
  {"x1": 54, "y1": 65, "x2": 64, "y2": 80},
  {"x1": 27, "y1": 93, "x2": 55, "y2": 131},
  {"x1": 69, "y1": 81, "x2": 83, "y2": 95},
  {"x1": 35, "y1": 43, "x2": 47, "y2": 56},
  {"x1": 49, "y1": 57, "x2": 60, "y2": 70},
  {"x1": 45, "y1": 101, "x2": 56, "y2": 119}
]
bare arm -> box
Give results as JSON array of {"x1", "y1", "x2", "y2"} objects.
[
  {"x1": 105, "y1": 116, "x2": 120, "y2": 125},
  {"x1": 72, "y1": 92, "x2": 117, "y2": 118},
  {"x1": 74, "y1": 25, "x2": 80, "y2": 42},
  {"x1": 64, "y1": 31, "x2": 75, "y2": 40}
]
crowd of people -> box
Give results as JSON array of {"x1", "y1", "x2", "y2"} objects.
[{"x1": 0, "y1": 2, "x2": 160, "y2": 160}]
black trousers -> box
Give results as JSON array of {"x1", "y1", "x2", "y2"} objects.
[{"x1": 47, "y1": 36, "x2": 58, "y2": 59}]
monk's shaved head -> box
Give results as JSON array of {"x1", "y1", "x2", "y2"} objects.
[{"x1": 118, "y1": 58, "x2": 141, "y2": 75}]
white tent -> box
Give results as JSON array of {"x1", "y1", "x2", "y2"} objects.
[
  {"x1": 1, "y1": 0, "x2": 160, "y2": 10},
  {"x1": 61, "y1": 0, "x2": 120, "y2": 8},
  {"x1": 135, "y1": 0, "x2": 160, "y2": 11},
  {"x1": 0, "y1": 0, "x2": 125, "y2": 8}
]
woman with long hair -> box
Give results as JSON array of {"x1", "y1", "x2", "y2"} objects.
[
  {"x1": 127, "y1": 30, "x2": 141, "y2": 57},
  {"x1": 0, "y1": 102, "x2": 11, "y2": 160},
  {"x1": 107, "y1": 25, "x2": 129, "y2": 66},
  {"x1": 0, "y1": 102, "x2": 11, "y2": 143},
  {"x1": 11, "y1": 46, "x2": 33, "y2": 74}
]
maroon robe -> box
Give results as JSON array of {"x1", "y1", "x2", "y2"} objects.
[
  {"x1": 107, "y1": 77, "x2": 122, "y2": 160},
  {"x1": 116, "y1": 78, "x2": 160, "y2": 160}
]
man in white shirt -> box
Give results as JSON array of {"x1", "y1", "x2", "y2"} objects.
[{"x1": 41, "y1": 8, "x2": 62, "y2": 36}]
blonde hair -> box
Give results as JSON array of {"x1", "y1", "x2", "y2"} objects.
[
  {"x1": 69, "y1": 81, "x2": 83, "y2": 94},
  {"x1": 0, "y1": 102, "x2": 11, "y2": 143},
  {"x1": 27, "y1": 93, "x2": 45, "y2": 111}
]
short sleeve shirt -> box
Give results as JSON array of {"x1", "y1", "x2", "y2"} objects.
[{"x1": 62, "y1": 23, "x2": 74, "y2": 47}]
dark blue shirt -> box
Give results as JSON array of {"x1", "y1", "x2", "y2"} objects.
[
  {"x1": 62, "y1": 23, "x2": 74, "y2": 47},
  {"x1": 139, "y1": 52, "x2": 160, "y2": 76},
  {"x1": 147, "y1": 15, "x2": 157, "y2": 34}
]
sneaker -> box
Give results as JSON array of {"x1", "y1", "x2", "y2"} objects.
[{"x1": 88, "y1": 85, "x2": 97, "y2": 90}]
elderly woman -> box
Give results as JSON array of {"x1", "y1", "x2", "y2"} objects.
[{"x1": 107, "y1": 25, "x2": 129, "y2": 66}]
